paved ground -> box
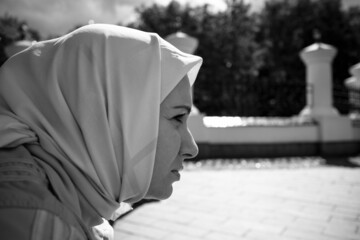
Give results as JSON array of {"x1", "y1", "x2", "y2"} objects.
[{"x1": 113, "y1": 158, "x2": 360, "y2": 240}]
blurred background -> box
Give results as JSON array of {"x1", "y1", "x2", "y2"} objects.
[{"x1": 1, "y1": 0, "x2": 360, "y2": 117}]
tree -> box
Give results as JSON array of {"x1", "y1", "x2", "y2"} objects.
[
  {"x1": 196, "y1": 0, "x2": 258, "y2": 116},
  {"x1": 0, "y1": 14, "x2": 40, "y2": 66},
  {"x1": 256, "y1": 0, "x2": 360, "y2": 115},
  {"x1": 130, "y1": 0, "x2": 258, "y2": 116},
  {"x1": 130, "y1": 0, "x2": 360, "y2": 116}
]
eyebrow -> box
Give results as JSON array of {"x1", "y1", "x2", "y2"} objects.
[{"x1": 173, "y1": 105, "x2": 191, "y2": 114}]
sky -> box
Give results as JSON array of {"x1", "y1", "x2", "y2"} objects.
[{"x1": 1, "y1": 0, "x2": 359, "y2": 38}]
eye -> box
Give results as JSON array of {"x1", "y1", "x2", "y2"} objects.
[{"x1": 173, "y1": 113, "x2": 186, "y2": 123}]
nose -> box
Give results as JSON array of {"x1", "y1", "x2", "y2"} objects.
[{"x1": 181, "y1": 127, "x2": 199, "y2": 159}]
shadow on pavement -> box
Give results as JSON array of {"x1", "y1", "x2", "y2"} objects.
[
  {"x1": 110, "y1": 155, "x2": 360, "y2": 227},
  {"x1": 110, "y1": 199, "x2": 159, "y2": 226},
  {"x1": 323, "y1": 156, "x2": 360, "y2": 168}
]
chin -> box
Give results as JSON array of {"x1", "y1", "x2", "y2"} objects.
[{"x1": 146, "y1": 185, "x2": 173, "y2": 200}]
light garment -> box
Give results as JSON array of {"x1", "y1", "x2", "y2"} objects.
[{"x1": 0, "y1": 24, "x2": 202, "y2": 225}]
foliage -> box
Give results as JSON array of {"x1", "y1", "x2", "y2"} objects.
[
  {"x1": 129, "y1": 0, "x2": 360, "y2": 116},
  {"x1": 131, "y1": 0, "x2": 259, "y2": 116},
  {"x1": 256, "y1": 0, "x2": 360, "y2": 115},
  {"x1": 0, "y1": 13, "x2": 40, "y2": 66},
  {"x1": 2, "y1": 0, "x2": 360, "y2": 116}
]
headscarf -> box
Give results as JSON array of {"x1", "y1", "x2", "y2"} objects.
[{"x1": 0, "y1": 24, "x2": 202, "y2": 223}]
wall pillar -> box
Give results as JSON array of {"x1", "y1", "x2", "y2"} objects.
[
  {"x1": 299, "y1": 43, "x2": 339, "y2": 117},
  {"x1": 299, "y1": 43, "x2": 355, "y2": 156},
  {"x1": 345, "y1": 63, "x2": 360, "y2": 118},
  {"x1": 4, "y1": 40, "x2": 33, "y2": 58},
  {"x1": 165, "y1": 32, "x2": 201, "y2": 115},
  {"x1": 165, "y1": 32, "x2": 198, "y2": 54}
]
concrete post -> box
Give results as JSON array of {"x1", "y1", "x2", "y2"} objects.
[
  {"x1": 349, "y1": 63, "x2": 360, "y2": 85},
  {"x1": 165, "y1": 32, "x2": 198, "y2": 54},
  {"x1": 299, "y1": 43, "x2": 355, "y2": 156},
  {"x1": 345, "y1": 63, "x2": 360, "y2": 117},
  {"x1": 299, "y1": 43, "x2": 339, "y2": 117},
  {"x1": 165, "y1": 31, "x2": 201, "y2": 115},
  {"x1": 4, "y1": 40, "x2": 33, "y2": 58}
]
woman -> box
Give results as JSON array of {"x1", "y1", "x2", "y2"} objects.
[{"x1": 0, "y1": 24, "x2": 202, "y2": 239}]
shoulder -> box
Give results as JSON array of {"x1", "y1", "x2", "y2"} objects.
[
  {"x1": 0, "y1": 207, "x2": 86, "y2": 240},
  {"x1": 0, "y1": 179, "x2": 91, "y2": 240},
  {"x1": 0, "y1": 146, "x2": 92, "y2": 240}
]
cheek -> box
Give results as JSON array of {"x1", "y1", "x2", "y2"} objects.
[
  {"x1": 156, "y1": 122, "x2": 181, "y2": 166},
  {"x1": 148, "y1": 122, "x2": 181, "y2": 199}
]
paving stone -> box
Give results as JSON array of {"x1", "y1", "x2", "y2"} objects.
[
  {"x1": 114, "y1": 221, "x2": 170, "y2": 239},
  {"x1": 205, "y1": 231, "x2": 246, "y2": 240},
  {"x1": 154, "y1": 219, "x2": 208, "y2": 237},
  {"x1": 284, "y1": 220, "x2": 325, "y2": 234},
  {"x1": 282, "y1": 227, "x2": 339, "y2": 240},
  {"x1": 245, "y1": 230, "x2": 295, "y2": 240},
  {"x1": 114, "y1": 159, "x2": 360, "y2": 240},
  {"x1": 162, "y1": 232, "x2": 203, "y2": 240}
]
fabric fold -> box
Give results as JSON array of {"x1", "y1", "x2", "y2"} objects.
[{"x1": 0, "y1": 24, "x2": 202, "y2": 223}]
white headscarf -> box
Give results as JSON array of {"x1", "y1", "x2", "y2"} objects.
[{"x1": 0, "y1": 24, "x2": 202, "y2": 223}]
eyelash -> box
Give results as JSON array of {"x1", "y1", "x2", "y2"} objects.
[{"x1": 173, "y1": 114, "x2": 186, "y2": 123}]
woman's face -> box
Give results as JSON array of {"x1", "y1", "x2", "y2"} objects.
[{"x1": 146, "y1": 76, "x2": 199, "y2": 200}]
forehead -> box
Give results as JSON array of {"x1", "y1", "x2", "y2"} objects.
[{"x1": 161, "y1": 76, "x2": 192, "y2": 109}]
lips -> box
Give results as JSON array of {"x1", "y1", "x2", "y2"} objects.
[
  {"x1": 171, "y1": 169, "x2": 181, "y2": 180},
  {"x1": 172, "y1": 166, "x2": 184, "y2": 172}
]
